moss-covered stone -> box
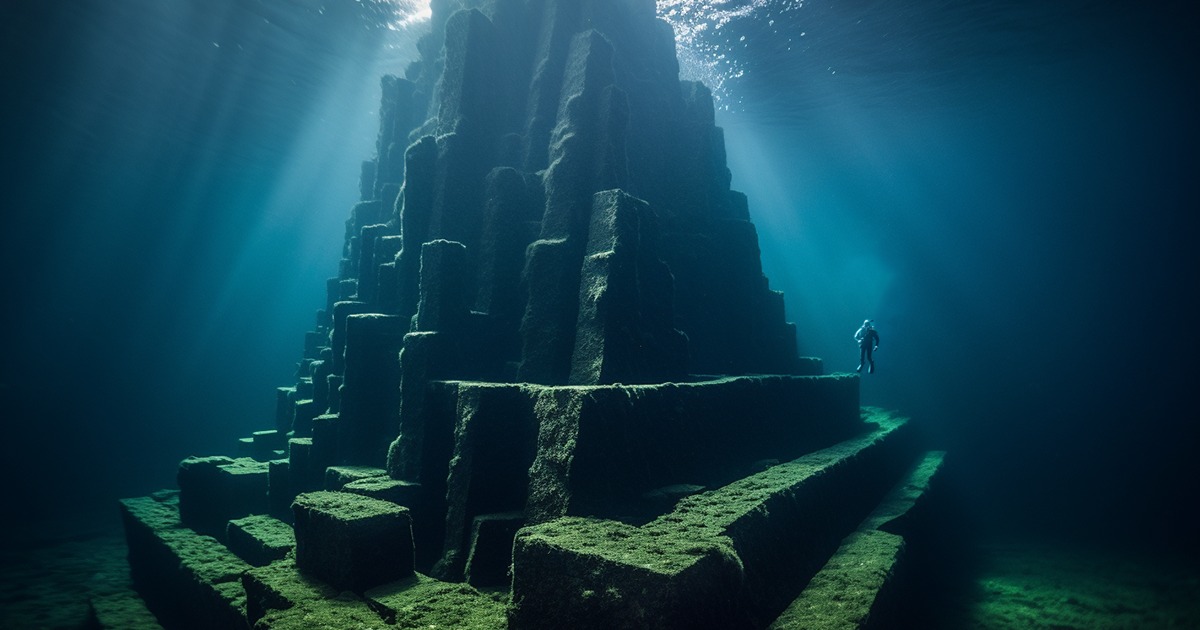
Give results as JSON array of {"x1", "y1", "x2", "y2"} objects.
[
  {"x1": 341, "y1": 476, "x2": 421, "y2": 507},
  {"x1": 365, "y1": 572, "x2": 507, "y2": 629},
  {"x1": 178, "y1": 456, "x2": 270, "y2": 540},
  {"x1": 227, "y1": 515, "x2": 296, "y2": 567},
  {"x1": 292, "y1": 491, "x2": 414, "y2": 593},
  {"x1": 510, "y1": 410, "x2": 915, "y2": 630},
  {"x1": 119, "y1": 492, "x2": 252, "y2": 630},
  {"x1": 324, "y1": 465, "x2": 388, "y2": 490},
  {"x1": 768, "y1": 450, "x2": 948, "y2": 630}
]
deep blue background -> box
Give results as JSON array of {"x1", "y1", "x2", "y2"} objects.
[{"x1": 2, "y1": 0, "x2": 1196, "y2": 558}]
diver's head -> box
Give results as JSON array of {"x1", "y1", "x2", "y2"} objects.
[{"x1": 863, "y1": 319, "x2": 873, "y2": 328}]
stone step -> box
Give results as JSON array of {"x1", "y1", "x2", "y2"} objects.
[
  {"x1": 508, "y1": 408, "x2": 917, "y2": 630},
  {"x1": 767, "y1": 450, "x2": 948, "y2": 630},
  {"x1": 118, "y1": 491, "x2": 252, "y2": 630}
]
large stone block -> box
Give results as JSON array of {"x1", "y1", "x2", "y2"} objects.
[
  {"x1": 178, "y1": 456, "x2": 269, "y2": 540},
  {"x1": 338, "y1": 313, "x2": 404, "y2": 466},
  {"x1": 292, "y1": 491, "x2": 414, "y2": 593},
  {"x1": 510, "y1": 410, "x2": 915, "y2": 630},
  {"x1": 119, "y1": 492, "x2": 251, "y2": 630},
  {"x1": 767, "y1": 451, "x2": 948, "y2": 630},
  {"x1": 569, "y1": 189, "x2": 686, "y2": 385},
  {"x1": 226, "y1": 514, "x2": 295, "y2": 568},
  {"x1": 365, "y1": 573, "x2": 507, "y2": 629},
  {"x1": 242, "y1": 555, "x2": 374, "y2": 629}
]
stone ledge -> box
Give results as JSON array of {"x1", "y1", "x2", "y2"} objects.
[
  {"x1": 768, "y1": 450, "x2": 947, "y2": 630},
  {"x1": 509, "y1": 409, "x2": 915, "y2": 630},
  {"x1": 119, "y1": 492, "x2": 251, "y2": 630}
]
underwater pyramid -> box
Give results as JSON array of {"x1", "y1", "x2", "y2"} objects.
[{"x1": 116, "y1": 0, "x2": 947, "y2": 628}]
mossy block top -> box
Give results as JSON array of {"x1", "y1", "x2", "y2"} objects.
[
  {"x1": 255, "y1": 592, "x2": 383, "y2": 630},
  {"x1": 342, "y1": 477, "x2": 415, "y2": 492},
  {"x1": 244, "y1": 556, "x2": 343, "y2": 611},
  {"x1": 325, "y1": 465, "x2": 388, "y2": 487},
  {"x1": 520, "y1": 409, "x2": 909, "y2": 575},
  {"x1": 293, "y1": 491, "x2": 407, "y2": 522},
  {"x1": 229, "y1": 514, "x2": 295, "y2": 550},
  {"x1": 859, "y1": 450, "x2": 946, "y2": 534},
  {"x1": 519, "y1": 516, "x2": 730, "y2": 576},
  {"x1": 366, "y1": 573, "x2": 507, "y2": 629},
  {"x1": 767, "y1": 529, "x2": 903, "y2": 630},
  {"x1": 119, "y1": 493, "x2": 182, "y2": 533},
  {"x1": 179, "y1": 455, "x2": 234, "y2": 472},
  {"x1": 219, "y1": 457, "x2": 270, "y2": 477}
]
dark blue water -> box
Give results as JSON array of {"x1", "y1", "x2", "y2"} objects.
[{"x1": 2, "y1": 0, "x2": 1196, "y2": 566}]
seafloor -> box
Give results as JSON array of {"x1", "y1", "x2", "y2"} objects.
[{"x1": 2, "y1": 512, "x2": 1196, "y2": 630}]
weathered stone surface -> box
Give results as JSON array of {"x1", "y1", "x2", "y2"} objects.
[
  {"x1": 119, "y1": 492, "x2": 251, "y2": 630},
  {"x1": 267, "y1": 460, "x2": 293, "y2": 523},
  {"x1": 242, "y1": 556, "x2": 374, "y2": 629},
  {"x1": 292, "y1": 491, "x2": 414, "y2": 593},
  {"x1": 324, "y1": 465, "x2": 388, "y2": 490},
  {"x1": 767, "y1": 451, "x2": 948, "y2": 630},
  {"x1": 342, "y1": 476, "x2": 422, "y2": 507},
  {"x1": 569, "y1": 189, "x2": 686, "y2": 385},
  {"x1": 329, "y1": 300, "x2": 371, "y2": 374},
  {"x1": 338, "y1": 313, "x2": 404, "y2": 466},
  {"x1": 274, "y1": 387, "x2": 295, "y2": 434},
  {"x1": 178, "y1": 456, "x2": 269, "y2": 540},
  {"x1": 365, "y1": 572, "x2": 506, "y2": 629},
  {"x1": 415, "y1": 239, "x2": 471, "y2": 333},
  {"x1": 433, "y1": 383, "x2": 539, "y2": 581},
  {"x1": 524, "y1": 374, "x2": 859, "y2": 523},
  {"x1": 509, "y1": 409, "x2": 915, "y2": 630},
  {"x1": 226, "y1": 514, "x2": 295, "y2": 568}
]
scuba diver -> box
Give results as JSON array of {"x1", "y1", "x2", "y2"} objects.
[{"x1": 854, "y1": 320, "x2": 879, "y2": 374}]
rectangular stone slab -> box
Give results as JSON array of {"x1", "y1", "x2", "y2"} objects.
[
  {"x1": 226, "y1": 514, "x2": 296, "y2": 568},
  {"x1": 364, "y1": 572, "x2": 507, "y2": 629},
  {"x1": 292, "y1": 491, "x2": 414, "y2": 593},
  {"x1": 509, "y1": 409, "x2": 915, "y2": 630},
  {"x1": 767, "y1": 450, "x2": 948, "y2": 630},
  {"x1": 119, "y1": 492, "x2": 251, "y2": 630},
  {"x1": 178, "y1": 456, "x2": 269, "y2": 540}
]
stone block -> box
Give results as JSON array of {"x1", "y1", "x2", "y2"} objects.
[
  {"x1": 767, "y1": 451, "x2": 947, "y2": 630},
  {"x1": 119, "y1": 492, "x2": 251, "y2": 630},
  {"x1": 267, "y1": 460, "x2": 293, "y2": 523},
  {"x1": 569, "y1": 189, "x2": 686, "y2": 385},
  {"x1": 509, "y1": 410, "x2": 915, "y2": 630},
  {"x1": 310, "y1": 414, "x2": 339, "y2": 486},
  {"x1": 227, "y1": 514, "x2": 296, "y2": 568},
  {"x1": 434, "y1": 383, "x2": 538, "y2": 581},
  {"x1": 330, "y1": 300, "x2": 371, "y2": 374},
  {"x1": 324, "y1": 465, "x2": 388, "y2": 490},
  {"x1": 338, "y1": 313, "x2": 404, "y2": 466},
  {"x1": 524, "y1": 375, "x2": 863, "y2": 522},
  {"x1": 292, "y1": 491, "x2": 414, "y2": 593},
  {"x1": 342, "y1": 477, "x2": 422, "y2": 507},
  {"x1": 286, "y1": 438, "x2": 317, "y2": 495},
  {"x1": 415, "y1": 239, "x2": 470, "y2": 333},
  {"x1": 275, "y1": 387, "x2": 295, "y2": 434},
  {"x1": 178, "y1": 456, "x2": 269, "y2": 540},
  {"x1": 365, "y1": 573, "x2": 506, "y2": 629},
  {"x1": 465, "y1": 511, "x2": 525, "y2": 587},
  {"x1": 291, "y1": 398, "x2": 318, "y2": 438}
]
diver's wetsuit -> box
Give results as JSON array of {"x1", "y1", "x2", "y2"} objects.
[{"x1": 856, "y1": 327, "x2": 879, "y2": 373}]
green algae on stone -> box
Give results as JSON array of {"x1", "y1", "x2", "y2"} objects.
[
  {"x1": 366, "y1": 572, "x2": 507, "y2": 629},
  {"x1": 228, "y1": 514, "x2": 296, "y2": 567}
]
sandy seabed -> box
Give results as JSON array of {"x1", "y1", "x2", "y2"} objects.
[{"x1": 1, "y1": 517, "x2": 1197, "y2": 630}]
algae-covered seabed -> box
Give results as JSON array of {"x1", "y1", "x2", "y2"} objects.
[{"x1": 1, "y1": 517, "x2": 1197, "y2": 630}]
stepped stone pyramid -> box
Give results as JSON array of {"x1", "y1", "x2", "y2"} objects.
[{"x1": 116, "y1": 1, "x2": 948, "y2": 629}]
